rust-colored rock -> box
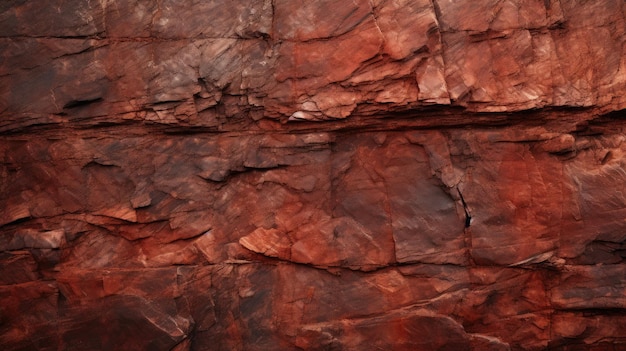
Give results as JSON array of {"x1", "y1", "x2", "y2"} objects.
[{"x1": 1, "y1": 1, "x2": 626, "y2": 350}]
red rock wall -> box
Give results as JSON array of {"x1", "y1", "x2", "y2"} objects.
[{"x1": 1, "y1": 1, "x2": 625, "y2": 350}]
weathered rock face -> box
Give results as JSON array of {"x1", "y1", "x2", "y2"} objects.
[{"x1": 1, "y1": 1, "x2": 625, "y2": 350}]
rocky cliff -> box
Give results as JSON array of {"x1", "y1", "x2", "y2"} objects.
[{"x1": 1, "y1": 0, "x2": 626, "y2": 350}]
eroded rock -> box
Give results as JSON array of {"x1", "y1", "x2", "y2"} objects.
[{"x1": 1, "y1": 1, "x2": 626, "y2": 350}]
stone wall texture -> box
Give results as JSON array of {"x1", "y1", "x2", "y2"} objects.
[{"x1": 1, "y1": 0, "x2": 626, "y2": 350}]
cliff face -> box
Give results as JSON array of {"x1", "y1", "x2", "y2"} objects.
[{"x1": 1, "y1": 1, "x2": 626, "y2": 350}]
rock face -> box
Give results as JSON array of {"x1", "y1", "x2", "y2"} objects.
[{"x1": 1, "y1": 1, "x2": 626, "y2": 350}]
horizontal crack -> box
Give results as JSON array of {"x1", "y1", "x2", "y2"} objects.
[{"x1": 2, "y1": 105, "x2": 616, "y2": 138}]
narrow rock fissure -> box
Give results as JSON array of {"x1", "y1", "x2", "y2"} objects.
[{"x1": 456, "y1": 187, "x2": 472, "y2": 228}]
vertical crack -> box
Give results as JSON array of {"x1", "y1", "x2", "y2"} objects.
[
  {"x1": 456, "y1": 185, "x2": 475, "y2": 265},
  {"x1": 429, "y1": 0, "x2": 444, "y2": 30},
  {"x1": 367, "y1": 0, "x2": 385, "y2": 43},
  {"x1": 50, "y1": 89, "x2": 60, "y2": 111},
  {"x1": 428, "y1": 0, "x2": 451, "y2": 101},
  {"x1": 456, "y1": 187, "x2": 472, "y2": 228},
  {"x1": 378, "y1": 174, "x2": 397, "y2": 264},
  {"x1": 269, "y1": 0, "x2": 276, "y2": 41}
]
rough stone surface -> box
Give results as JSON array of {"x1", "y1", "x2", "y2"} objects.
[{"x1": 1, "y1": 1, "x2": 626, "y2": 350}]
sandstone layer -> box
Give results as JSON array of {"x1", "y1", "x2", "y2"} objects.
[{"x1": 1, "y1": 1, "x2": 626, "y2": 350}]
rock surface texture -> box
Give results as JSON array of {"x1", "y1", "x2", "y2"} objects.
[{"x1": 1, "y1": 1, "x2": 626, "y2": 350}]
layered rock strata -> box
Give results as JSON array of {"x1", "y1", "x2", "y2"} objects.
[{"x1": 1, "y1": 1, "x2": 625, "y2": 350}]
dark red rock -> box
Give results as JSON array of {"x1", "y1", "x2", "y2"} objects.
[{"x1": 1, "y1": 1, "x2": 626, "y2": 350}]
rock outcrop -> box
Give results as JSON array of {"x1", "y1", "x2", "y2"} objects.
[{"x1": 1, "y1": 1, "x2": 625, "y2": 350}]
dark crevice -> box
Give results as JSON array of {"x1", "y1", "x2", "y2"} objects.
[
  {"x1": 81, "y1": 160, "x2": 121, "y2": 169},
  {"x1": 0, "y1": 215, "x2": 32, "y2": 230},
  {"x1": 0, "y1": 104, "x2": 616, "y2": 137},
  {"x1": 555, "y1": 307, "x2": 626, "y2": 317},
  {"x1": 456, "y1": 187, "x2": 472, "y2": 228},
  {"x1": 63, "y1": 97, "x2": 103, "y2": 109},
  {"x1": 147, "y1": 100, "x2": 186, "y2": 110},
  {"x1": 161, "y1": 230, "x2": 211, "y2": 245},
  {"x1": 590, "y1": 107, "x2": 626, "y2": 122}
]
